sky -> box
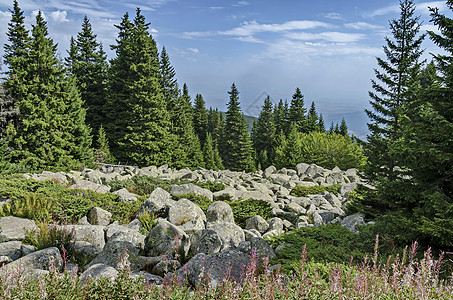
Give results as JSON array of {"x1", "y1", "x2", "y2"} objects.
[{"x1": 0, "y1": 0, "x2": 450, "y2": 138}]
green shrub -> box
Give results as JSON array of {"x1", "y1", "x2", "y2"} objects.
[
  {"x1": 11, "y1": 193, "x2": 53, "y2": 222},
  {"x1": 24, "y1": 222, "x2": 75, "y2": 258},
  {"x1": 195, "y1": 181, "x2": 225, "y2": 193},
  {"x1": 137, "y1": 211, "x2": 157, "y2": 235},
  {"x1": 229, "y1": 199, "x2": 273, "y2": 228},
  {"x1": 290, "y1": 184, "x2": 341, "y2": 197},
  {"x1": 173, "y1": 193, "x2": 213, "y2": 211}
]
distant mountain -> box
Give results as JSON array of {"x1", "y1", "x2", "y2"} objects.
[{"x1": 219, "y1": 112, "x2": 257, "y2": 132}]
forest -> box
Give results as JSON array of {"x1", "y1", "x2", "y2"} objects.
[{"x1": 0, "y1": 0, "x2": 452, "y2": 275}]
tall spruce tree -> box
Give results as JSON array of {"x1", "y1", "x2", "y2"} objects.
[
  {"x1": 6, "y1": 11, "x2": 92, "y2": 170},
  {"x1": 252, "y1": 95, "x2": 276, "y2": 168},
  {"x1": 159, "y1": 46, "x2": 179, "y2": 102},
  {"x1": 274, "y1": 99, "x2": 288, "y2": 136},
  {"x1": 106, "y1": 9, "x2": 173, "y2": 166},
  {"x1": 193, "y1": 93, "x2": 209, "y2": 145},
  {"x1": 318, "y1": 113, "x2": 326, "y2": 132},
  {"x1": 288, "y1": 87, "x2": 307, "y2": 133},
  {"x1": 67, "y1": 16, "x2": 108, "y2": 138},
  {"x1": 339, "y1": 118, "x2": 348, "y2": 136},
  {"x1": 207, "y1": 107, "x2": 224, "y2": 169},
  {"x1": 2, "y1": 0, "x2": 29, "y2": 132},
  {"x1": 220, "y1": 83, "x2": 254, "y2": 171},
  {"x1": 306, "y1": 101, "x2": 318, "y2": 132},
  {"x1": 365, "y1": 0, "x2": 425, "y2": 181}
]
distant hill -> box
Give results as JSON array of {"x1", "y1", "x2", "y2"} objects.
[{"x1": 219, "y1": 112, "x2": 258, "y2": 132}]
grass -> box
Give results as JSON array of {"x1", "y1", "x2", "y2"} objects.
[{"x1": 290, "y1": 184, "x2": 341, "y2": 197}]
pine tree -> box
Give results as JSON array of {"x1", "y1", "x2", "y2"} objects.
[
  {"x1": 306, "y1": 101, "x2": 318, "y2": 132},
  {"x1": 328, "y1": 122, "x2": 335, "y2": 134},
  {"x1": 68, "y1": 16, "x2": 108, "y2": 138},
  {"x1": 159, "y1": 46, "x2": 179, "y2": 102},
  {"x1": 274, "y1": 99, "x2": 288, "y2": 136},
  {"x1": 6, "y1": 11, "x2": 92, "y2": 170},
  {"x1": 365, "y1": 0, "x2": 425, "y2": 181},
  {"x1": 339, "y1": 118, "x2": 348, "y2": 136},
  {"x1": 203, "y1": 133, "x2": 217, "y2": 170},
  {"x1": 220, "y1": 83, "x2": 254, "y2": 171},
  {"x1": 288, "y1": 87, "x2": 307, "y2": 133},
  {"x1": 193, "y1": 93, "x2": 208, "y2": 145},
  {"x1": 318, "y1": 113, "x2": 326, "y2": 132},
  {"x1": 94, "y1": 125, "x2": 114, "y2": 164},
  {"x1": 2, "y1": 0, "x2": 29, "y2": 132},
  {"x1": 207, "y1": 107, "x2": 224, "y2": 169},
  {"x1": 252, "y1": 95, "x2": 276, "y2": 168},
  {"x1": 106, "y1": 9, "x2": 173, "y2": 166}
]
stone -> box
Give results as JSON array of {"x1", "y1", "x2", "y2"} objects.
[
  {"x1": 0, "y1": 216, "x2": 37, "y2": 242},
  {"x1": 318, "y1": 211, "x2": 335, "y2": 224},
  {"x1": 285, "y1": 202, "x2": 305, "y2": 214},
  {"x1": 3, "y1": 247, "x2": 63, "y2": 272},
  {"x1": 60, "y1": 225, "x2": 106, "y2": 250},
  {"x1": 245, "y1": 215, "x2": 269, "y2": 234},
  {"x1": 206, "y1": 222, "x2": 245, "y2": 251},
  {"x1": 113, "y1": 188, "x2": 138, "y2": 202},
  {"x1": 87, "y1": 207, "x2": 112, "y2": 226},
  {"x1": 78, "y1": 216, "x2": 90, "y2": 225},
  {"x1": 152, "y1": 259, "x2": 181, "y2": 277},
  {"x1": 189, "y1": 229, "x2": 222, "y2": 256},
  {"x1": 130, "y1": 271, "x2": 164, "y2": 285},
  {"x1": 243, "y1": 229, "x2": 261, "y2": 241},
  {"x1": 313, "y1": 212, "x2": 324, "y2": 227},
  {"x1": 86, "y1": 239, "x2": 141, "y2": 271},
  {"x1": 177, "y1": 249, "x2": 250, "y2": 289},
  {"x1": 296, "y1": 163, "x2": 310, "y2": 175},
  {"x1": 171, "y1": 183, "x2": 213, "y2": 201},
  {"x1": 0, "y1": 241, "x2": 23, "y2": 261},
  {"x1": 137, "y1": 188, "x2": 175, "y2": 218},
  {"x1": 168, "y1": 198, "x2": 206, "y2": 234},
  {"x1": 80, "y1": 263, "x2": 118, "y2": 282},
  {"x1": 267, "y1": 217, "x2": 284, "y2": 233},
  {"x1": 69, "y1": 179, "x2": 111, "y2": 193},
  {"x1": 107, "y1": 229, "x2": 146, "y2": 251},
  {"x1": 238, "y1": 237, "x2": 276, "y2": 259},
  {"x1": 264, "y1": 165, "x2": 277, "y2": 177},
  {"x1": 73, "y1": 241, "x2": 102, "y2": 259},
  {"x1": 262, "y1": 229, "x2": 283, "y2": 239},
  {"x1": 341, "y1": 213, "x2": 366, "y2": 234},
  {"x1": 339, "y1": 182, "x2": 358, "y2": 196},
  {"x1": 240, "y1": 190, "x2": 273, "y2": 202},
  {"x1": 206, "y1": 201, "x2": 235, "y2": 224},
  {"x1": 213, "y1": 188, "x2": 238, "y2": 201},
  {"x1": 144, "y1": 219, "x2": 190, "y2": 258}
]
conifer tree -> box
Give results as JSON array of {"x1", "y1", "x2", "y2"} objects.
[
  {"x1": 94, "y1": 125, "x2": 114, "y2": 164},
  {"x1": 274, "y1": 99, "x2": 288, "y2": 136},
  {"x1": 339, "y1": 118, "x2": 348, "y2": 136},
  {"x1": 207, "y1": 107, "x2": 224, "y2": 169},
  {"x1": 2, "y1": 0, "x2": 29, "y2": 131},
  {"x1": 159, "y1": 46, "x2": 179, "y2": 102},
  {"x1": 193, "y1": 93, "x2": 208, "y2": 145},
  {"x1": 67, "y1": 16, "x2": 108, "y2": 138},
  {"x1": 6, "y1": 11, "x2": 92, "y2": 170},
  {"x1": 106, "y1": 9, "x2": 173, "y2": 166},
  {"x1": 203, "y1": 133, "x2": 217, "y2": 170},
  {"x1": 365, "y1": 0, "x2": 425, "y2": 181},
  {"x1": 252, "y1": 96, "x2": 276, "y2": 168},
  {"x1": 288, "y1": 87, "x2": 307, "y2": 133},
  {"x1": 318, "y1": 113, "x2": 326, "y2": 132},
  {"x1": 306, "y1": 101, "x2": 318, "y2": 132},
  {"x1": 328, "y1": 122, "x2": 335, "y2": 134},
  {"x1": 220, "y1": 83, "x2": 254, "y2": 171}
]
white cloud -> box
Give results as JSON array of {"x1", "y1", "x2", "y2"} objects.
[
  {"x1": 368, "y1": 1, "x2": 448, "y2": 17},
  {"x1": 285, "y1": 32, "x2": 366, "y2": 43},
  {"x1": 233, "y1": 1, "x2": 250, "y2": 6},
  {"x1": 187, "y1": 47, "x2": 199, "y2": 54},
  {"x1": 345, "y1": 22, "x2": 382, "y2": 30},
  {"x1": 210, "y1": 6, "x2": 224, "y2": 10},
  {"x1": 150, "y1": 28, "x2": 159, "y2": 34},
  {"x1": 324, "y1": 13, "x2": 342, "y2": 20},
  {"x1": 50, "y1": 10, "x2": 69, "y2": 23},
  {"x1": 421, "y1": 24, "x2": 440, "y2": 34}
]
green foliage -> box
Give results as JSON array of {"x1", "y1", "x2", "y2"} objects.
[
  {"x1": 268, "y1": 224, "x2": 369, "y2": 273},
  {"x1": 137, "y1": 211, "x2": 156, "y2": 235},
  {"x1": 229, "y1": 199, "x2": 273, "y2": 228},
  {"x1": 252, "y1": 96, "x2": 276, "y2": 169},
  {"x1": 290, "y1": 184, "x2": 341, "y2": 197},
  {"x1": 195, "y1": 181, "x2": 225, "y2": 193},
  {"x1": 288, "y1": 87, "x2": 307, "y2": 133},
  {"x1": 174, "y1": 193, "x2": 213, "y2": 211},
  {"x1": 10, "y1": 193, "x2": 53, "y2": 222},
  {"x1": 24, "y1": 222, "x2": 75, "y2": 256}
]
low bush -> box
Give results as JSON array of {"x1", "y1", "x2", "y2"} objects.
[
  {"x1": 24, "y1": 222, "x2": 75, "y2": 259},
  {"x1": 174, "y1": 193, "x2": 213, "y2": 211},
  {"x1": 290, "y1": 184, "x2": 341, "y2": 197},
  {"x1": 229, "y1": 199, "x2": 273, "y2": 228}
]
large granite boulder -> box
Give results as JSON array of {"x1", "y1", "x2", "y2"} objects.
[
  {"x1": 168, "y1": 198, "x2": 206, "y2": 234},
  {"x1": 68, "y1": 179, "x2": 111, "y2": 193},
  {"x1": 137, "y1": 188, "x2": 175, "y2": 218},
  {"x1": 238, "y1": 237, "x2": 276, "y2": 259},
  {"x1": 206, "y1": 201, "x2": 235, "y2": 224},
  {"x1": 0, "y1": 241, "x2": 24, "y2": 262},
  {"x1": 189, "y1": 229, "x2": 222, "y2": 256},
  {"x1": 341, "y1": 213, "x2": 366, "y2": 234},
  {"x1": 113, "y1": 188, "x2": 138, "y2": 202},
  {"x1": 144, "y1": 219, "x2": 190, "y2": 258},
  {"x1": 60, "y1": 225, "x2": 106, "y2": 250},
  {"x1": 245, "y1": 215, "x2": 269, "y2": 234},
  {"x1": 2, "y1": 247, "x2": 62, "y2": 272},
  {"x1": 170, "y1": 183, "x2": 213, "y2": 201},
  {"x1": 206, "y1": 222, "x2": 245, "y2": 251},
  {"x1": 0, "y1": 216, "x2": 37, "y2": 242},
  {"x1": 87, "y1": 207, "x2": 112, "y2": 226},
  {"x1": 80, "y1": 263, "x2": 118, "y2": 282}
]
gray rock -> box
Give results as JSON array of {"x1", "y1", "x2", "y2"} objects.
[
  {"x1": 152, "y1": 259, "x2": 181, "y2": 277},
  {"x1": 245, "y1": 215, "x2": 269, "y2": 234},
  {"x1": 137, "y1": 187, "x2": 175, "y2": 218},
  {"x1": 339, "y1": 182, "x2": 358, "y2": 196},
  {"x1": 87, "y1": 207, "x2": 112, "y2": 226},
  {"x1": 177, "y1": 249, "x2": 250, "y2": 289},
  {"x1": 285, "y1": 202, "x2": 305, "y2": 214},
  {"x1": 144, "y1": 219, "x2": 190, "y2": 258},
  {"x1": 341, "y1": 213, "x2": 366, "y2": 234},
  {"x1": 80, "y1": 263, "x2": 118, "y2": 282},
  {"x1": 238, "y1": 237, "x2": 276, "y2": 259},
  {"x1": 243, "y1": 229, "x2": 261, "y2": 241},
  {"x1": 318, "y1": 211, "x2": 335, "y2": 224},
  {"x1": 3, "y1": 247, "x2": 62, "y2": 272},
  {"x1": 168, "y1": 198, "x2": 206, "y2": 234},
  {"x1": 313, "y1": 212, "x2": 324, "y2": 227},
  {"x1": 107, "y1": 230, "x2": 146, "y2": 251},
  {"x1": 206, "y1": 201, "x2": 235, "y2": 224},
  {"x1": 0, "y1": 241, "x2": 24, "y2": 261},
  {"x1": 0, "y1": 216, "x2": 37, "y2": 242},
  {"x1": 78, "y1": 216, "x2": 90, "y2": 225},
  {"x1": 264, "y1": 165, "x2": 277, "y2": 177},
  {"x1": 206, "y1": 222, "x2": 245, "y2": 251},
  {"x1": 262, "y1": 229, "x2": 283, "y2": 239},
  {"x1": 267, "y1": 217, "x2": 284, "y2": 233},
  {"x1": 21, "y1": 244, "x2": 36, "y2": 256},
  {"x1": 69, "y1": 179, "x2": 111, "y2": 193},
  {"x1": 60, "y1": 225, "x2": 105, "y2": 250},
  {"x1": 130, "y1": 271, "x2": 164, "y2": 285},
  {"x1": 213, "y1": 188, "x2": 238, "y2": 201},
  {"x1": 86, "y1": 239, "x2": 141, "y2": 271},
  {"x1": 240, "y1": 190, "x2": 273, "y2": 202},
  {"x1": 189, "y1": 229, "x2": 222, "y2": 256},
  {"x1": 126, "y1": 219, "x2": 142, "y2": 231},
  {"x1": 171, "y1": 183, "x2": 213, "y2": 201},
  {"x1": 296, "y1": 163, "x2": 310, "y2": 176},
  {"x1": 73, "y1": 241, "x2": 102, "y2": 259},
  {"x1": 113, "y1": 188, "x2": 138, "y2": 202},
  {"x1": 267, "y1": 174, "x2": 291, "y2": 185}
]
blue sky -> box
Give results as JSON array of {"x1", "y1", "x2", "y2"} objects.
[{"x1": 0, "y1": 0, "x2": 450, "y2": 138}]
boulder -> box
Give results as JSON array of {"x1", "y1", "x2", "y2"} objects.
[
  {"x1": 285, "y1": 202, "x2": 305, "y2": 214},
  {"x1": 80, "y1": 263, "x2": 118, "y2": 282},
  {"x1": 245, "y1": 215, "x2": 269, "y2": 234},
  {"x1": 61, "y1": 225, "x2": 106, "y2": 250},
  {"x1": 238, "y1": 237, "x2": 276, "y2": 259},
  {"x1": 130, "y1": 271, "x2": 164, "y2": 285},
  {"x1": 0, "y1": 241, "x2": 24, "y2": 262},
  {"x1": 144, "y1": 219, "x2": 190, "y2": 258},
  {"x1": 152, "y1": 259, "x2": 181, "y2": 277},
  {"x1": 168, "y1": 198, "x2": 206, "y2": 234},
  {"x1": 87, "y1": 207, "x2": 112, "y2": 226},
  {"x1": 296, "y1": 163, "x2": 310, "y2": 176},
  {"x1": 206, "y1": 222, "x2": 245, "y2": 251},
  {"x1": 189, "y1": 229, "x2": 222, "y2": 256},
  {"x1": 69, "y1": 179, "x2": 110, "y2": 193},
  {"x1": 2, "y1": 247, "x2": 62, "y2": 272},
  {"x1": 113, "y1": 188, "x2": 138, "y2": 202},
  {"x1": 206, "y1": 201, "x2": 235, "y2": 224},
  {"x1": 341, "y1": 213, "x2": 366, "y2": 234},
  {"x1": 339, "y1": 182, "x2": 358, "y2": 196},
  {"x1": 213, "y1": 188, "x2": 239, "y2": 201},
  {"x1": 264, "y1": 165, "x2": 277, "y2": 177},
  {"x1": 243, "y1": 229, "x2": 261, "y2": 241},
  {"x1": 86, "y1": 239, "x2": 141, "y2": 271},
  {"x1": 0, "y1": 216, "x2": 37, "y2": 242},
  {"x1": 171, "y1": 183, "x2": 213, "y2": 201},
  {"x1": 137, "y1": 188, "x2": 175, "y2": 218},
  {"x1": 177, "y1": 249, "x2": 250, "y2": 289},
  {"x1": 240, "y1": 190, "x2": 273, "y2": 202},
  {"x1": 107, "y1": 230, "x2": 146, "y2": 251}
]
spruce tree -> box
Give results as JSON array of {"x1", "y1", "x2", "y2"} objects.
[
  {"x1": 203, "y1": 133, "x2": 217, "y2": 170},
  {"x1": 159, "y1": 46, "x2": 179, "y2": 102},
  {"x1": 274, "y1": 99, "x2": 288, "y2": 136},
  {"x1": 365, "y1": 0, "x2": 425, "y2": 181},
  {"x1": 220, "y1": 83, "x2": 254, "y2": 171},
  {"x1": 318, "y1": 113, "x2": 326, "y2": 132},
  {"x1": 252, "y1": 95, "x2": 276, "y2": 168},
  {"x1": 288, "y1": 87, "x2": 307, "y2": 133},
  {"x1": 207, "y1": 107, "x2": 224, "y2": 169},
  {"x1": 106, "y1": 9, "x2": 173, "y2": 166},
  {"x1": 328, "y1": 122, "x2": 335, "y2": 134},
  {"x1": 193, "y1": 93, "x2": 208, "y2": 145},
  {"x1": 68, "y1": 16, "x2": 108, "y2": 138},
  {"x1": 6, "y1": 11, "x2": 92, "y2": 170},
  {"x1": 306, "y1": 101, "x2": 318, "y2": 132},
  {"x1": 339, "y1": 118, "x2": 348, "y2": 136}
]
